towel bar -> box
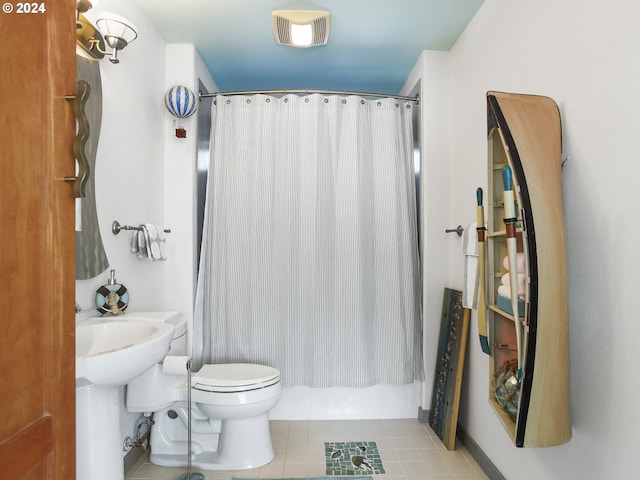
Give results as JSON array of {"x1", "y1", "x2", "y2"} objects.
[
  {"x1": 445, "y1": 225, "x2": 464, "y2": 237},
  {"x1": 112, "y1": 220, "x2": 171, "y2": 235}
]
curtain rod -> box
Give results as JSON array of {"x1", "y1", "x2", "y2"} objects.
[{"x1": 199, "y1": 89, "x2": 419, "y2": 102}]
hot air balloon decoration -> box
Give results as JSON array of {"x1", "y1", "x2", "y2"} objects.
[{"x1": 165, "y1": 85, "x2": 197, "y2": 138}]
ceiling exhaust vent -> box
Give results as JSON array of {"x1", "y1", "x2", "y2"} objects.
[{"x1": 271, "y1": 10, "x2": 331, "y2": 48}]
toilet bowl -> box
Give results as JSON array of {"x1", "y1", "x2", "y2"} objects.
[{"x1": 124, "y1": 312, "x2": 282, "y2": 471}]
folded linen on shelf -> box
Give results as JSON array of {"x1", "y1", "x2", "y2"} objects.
[
  {"x1": 497, "y1": 284, "x2": 525, "y2": 301},
  {"x1": 501, "y1": 272, "x2": 526, "y2": 293},
  {"x1": 502, "y1": 252, "x2": 525, "y2": 272}
]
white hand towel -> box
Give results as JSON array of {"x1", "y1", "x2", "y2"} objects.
[
  {"x1": 462, "y1": 223, "x2": 478, "y2": 309},
  {"x1": 143, "y1": 223, "x2": 167, "y2": 261},
  {"x1": 463, "y1": 222, "x2": 478, "y2": 256},
  {"x1": 130, "y1": 232, "x2": 139, "y2": 254},
  {"x1": 136, "y1": 229, "x2": 148, "y2": 259}
]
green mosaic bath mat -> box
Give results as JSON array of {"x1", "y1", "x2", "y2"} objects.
[{"x1": 324, "y1": 441, "x2": 385, "y2": 475}]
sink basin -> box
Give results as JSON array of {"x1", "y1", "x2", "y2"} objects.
[{"x1": 76, "y1": 320, "x2": 174, "y2": 386}]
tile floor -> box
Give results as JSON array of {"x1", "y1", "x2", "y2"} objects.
[{"x1": 125, "y1": 419, "x2": 489, "y2": 480}]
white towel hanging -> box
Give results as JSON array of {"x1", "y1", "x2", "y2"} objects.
[
  {"x1": 462, "y1": 222, "x2": 478, "y2": 309},
  {"x1": 128, "y1": 224, "x2": 167, "y2": 261},
  {"x1": 141, "y1": 224, "x2": 167, "y2": 261}
]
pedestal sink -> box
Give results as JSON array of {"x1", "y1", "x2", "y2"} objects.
[{"x1": 76, "y1": 319, "x2": 174, "y2": 480}]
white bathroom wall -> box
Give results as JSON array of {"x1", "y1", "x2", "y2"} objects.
[
  {"x1": 76, "y1": 3, "x2": 223, "y2": 456},
  {"x1": 75, "y1": 0, "x2": 170, "y2": 456},
  {"x1": 75, "y1": 0, "x2": 167, "y2": 312},
  {"x1": 162, "y1": 44, "x2": 217, "y2": 358},
  {"x1": 400, "y1": 51, "x2": 453, "y2": 412},
  {"x1": 441, "y1": 1, "x2": 640, "y2": 478}
]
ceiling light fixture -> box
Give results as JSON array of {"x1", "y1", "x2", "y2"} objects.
[{"x1": 271, "y1": 10, "x2": 331, "y2": 48}]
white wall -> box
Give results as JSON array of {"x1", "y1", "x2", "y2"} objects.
[
  {"x1": 401, "y1": 51, "x2": 453, "y2": 411},
  {"x1": 443, "y1": 1, "x2": 640, "y2": 478},
  {"x1": 76, "y1": 0, "x2": 169, "y2": 453},
  {"x1": 163, "y1": 44, "x2": 217, "y2": 358},
  {"x1": 75, "y1": 6, "x2": 218, "y2": 352},
  {"x1": 75, "y1": 0, "x2": 167, "y2": 311},
  {"x1": 74, "y1": 0, "x2": 220, "y2": 455}
]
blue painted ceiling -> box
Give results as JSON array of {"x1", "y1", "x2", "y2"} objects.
[{"x1": 134, "y1": 0, "x2": 484, "y2": 94}]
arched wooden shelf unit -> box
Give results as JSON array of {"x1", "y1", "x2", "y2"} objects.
[{"x1": 485, "y1": 91, "x2": 571, "y2": 447}]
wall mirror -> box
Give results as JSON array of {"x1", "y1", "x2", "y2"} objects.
[{"x1": 76, "y1": 54, "x2": 109, "y2": 279}]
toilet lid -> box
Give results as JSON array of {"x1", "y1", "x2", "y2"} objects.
[{"x1": 192, "y1": 363, "x2": 281, "y2": 393}]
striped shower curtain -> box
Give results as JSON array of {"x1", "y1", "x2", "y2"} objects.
[{"x1": 194, "y1": 93, "x2": 421, "y2": 388}]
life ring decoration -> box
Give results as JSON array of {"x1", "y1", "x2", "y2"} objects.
[
  {"x1": 165, "y1": 85, "x2": 197, "y2": 138},
  {"x1": 95, "y1": 284, "x2": 129, "y2": 315}
]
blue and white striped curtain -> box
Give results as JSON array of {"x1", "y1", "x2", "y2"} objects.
[{"x1": 194, "y1": 94, "x2": 421, "y2": 387}]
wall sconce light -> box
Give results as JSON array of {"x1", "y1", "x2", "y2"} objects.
[
  {"x1": 165, "y1": 86, "x2": 198, "y2": 138},
  {"x1": 94, "y1": 13, "x2": 138, "y2": 64},
  {"x1": 76, "y1": 11, "x2": 138, "y2": 64},
  {"x1": 271, "y1": 10, "x2": 331, "y2": 48}
]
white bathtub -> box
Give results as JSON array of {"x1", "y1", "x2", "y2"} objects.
[{"x1": 269, "y1": 381, "x2": 421, "y2": 420}]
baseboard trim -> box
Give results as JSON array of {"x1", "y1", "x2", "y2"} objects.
[
  {"x1": 418, "y1": 409, "x2": 504, "y2": 480},
  {"x1": 456, "y1": 425, "x2": 506, "y2": 480}
]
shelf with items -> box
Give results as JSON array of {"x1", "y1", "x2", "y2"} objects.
[
  {"x1": 488, "y1": 232, "x2": 527, "y2": 320},
  {"x1": 483, "y1": 91, "x2": 571, "y2": 448}
]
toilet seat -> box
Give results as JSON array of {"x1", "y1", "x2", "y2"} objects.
[{"x1": 193, "y1": 363, "x2": 280, "y2": 393}]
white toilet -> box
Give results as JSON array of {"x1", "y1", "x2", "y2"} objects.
[{"x1": 125, "y1": 312, "x2": 282, "y2": 470}]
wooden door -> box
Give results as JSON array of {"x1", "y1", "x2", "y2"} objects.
[{"x1": 0, "y1": 1, "x2": 76, "y2": 478}]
